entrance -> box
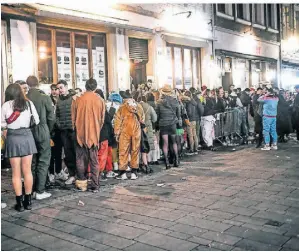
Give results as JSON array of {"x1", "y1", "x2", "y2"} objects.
[{"x1": 130, "y1": 60, "x2": 147, "y2": 90}]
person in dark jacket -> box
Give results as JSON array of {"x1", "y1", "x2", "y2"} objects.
[
  {"x1": 277, "y1": 92, "x2": 293, "y2": 142},
  {"x1": 26, "y1": 76, "x2": 55, "y2": 200},
  {"x1": 56, "y1": 79, "x2": 76, "y2": 185},
  {"x1": 156, "y1": 85, "x2": 181, "y2": 169},
  {"x1": 182, "y1": 90, "x2": 199, "y2": 155},
  {"x1": 252, "y1": 88, "x2": 264, "y2": 148},
  {"x1": 293, "y1": 85, "x2": 299, "y2": 141},
  {"x1": 240, "y1": 88, "x2": 251, "y2": 132},
  {"x1": 192, "y1": 90, "x2": 204, "y2": 148}
]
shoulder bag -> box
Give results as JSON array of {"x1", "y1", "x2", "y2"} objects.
[{"x1": 28, "y1": 102, "x2": 37, "y2": 129}]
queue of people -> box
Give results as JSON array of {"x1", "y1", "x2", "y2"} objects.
[{"x1": 1, "y1": 76, "x2": 299, "y2": 212}]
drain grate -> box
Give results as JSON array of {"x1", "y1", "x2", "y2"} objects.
[{"x1": 265, "y1": 220, "x2": 283, "y2": 227}]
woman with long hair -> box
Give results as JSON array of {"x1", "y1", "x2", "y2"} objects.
[
  {"x1": 156, "y1": 85, "x2": 181, "y2": 169},
  {"x1": 1, "y1": 84, "x2": 39, "y2": 211}
]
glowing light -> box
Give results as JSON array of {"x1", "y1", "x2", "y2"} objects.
[
  {"x1": 39, "y1": 52, "x2": 47, "y2": 59},
  {"x1": 38, "y1": 46, "x2": 47, "y2": 53}
]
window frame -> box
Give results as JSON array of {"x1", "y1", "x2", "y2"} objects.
[
  {"x1": 235, "y1": 4, "x2": 252, "y2": 25},
  {"x1": 37, "y1": 25, "x2": 107, "y2": 91},
  {"x1": 252, "y1": 4, "x2": 266, "y2": 30},
  {"x1": 216, "y1": 4, "x2": 234, "y2": 21},
  {"x1": 266, "y1": 4, "x2": 279, "y2": 33}
]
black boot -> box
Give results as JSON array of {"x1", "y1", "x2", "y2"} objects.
[
  {"x1": 165, "y1": 158, "x2": 171, "y2": 170},
  {"x1": 145, "y1": 165, "x2": 153, "y2": 174},
  {"x1": 23, "y1": 194, "x2": 32, "y2": 210},
  {"x1": 174, "y1": 157, "x2": 180, "y2": 167},
  {"x1": 15, "y1": 195, "x2": 24, "y2": 212}
]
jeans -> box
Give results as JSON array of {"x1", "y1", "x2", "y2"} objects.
[{"x1": 263, "y1": 116, "x2": 277, "y2": 145}]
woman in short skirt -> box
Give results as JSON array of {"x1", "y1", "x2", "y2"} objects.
[
  {"x1": 156, "y1": 85, "x2": 181, "y2": 169},
  {"x1": 1, "y1": 83, "x2": 39, "y2": 211}
]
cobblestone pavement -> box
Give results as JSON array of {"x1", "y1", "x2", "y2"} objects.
[{"x1": 2, "y1": 139, "x2": 299, "y2": 251}]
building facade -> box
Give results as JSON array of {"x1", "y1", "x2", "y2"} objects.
[
  {"x1": 213, "y1": 4, "x2": 281, "y2": 91},
  {"x1": 1, "y1": 3, "x2": 214, "y2": 98},
  {"x1": 280, "y1": 4, "x2": 299, "y2": 90}
]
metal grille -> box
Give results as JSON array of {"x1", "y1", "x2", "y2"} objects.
[{"x1": 129, "y1": 38, "x2": 148, "y2": 61}]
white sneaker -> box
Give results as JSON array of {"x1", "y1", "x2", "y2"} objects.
[
  {"x1": 116, "y1": 172, "x2": 128, "y2": 180},
  {"x1": 106, "y1": 171, "x2": 118, "y2": 178},
  {"x1": 1, "y1": 203, "x2": 7, "y2": 209},
  {"x1": 36, "y1": 192, "x2": 52, "y2": 200},
  {"x1": 126, "y1": 166, "x2": 131, "y2": 172},
  {"x1": 261, "y1": 145, "x2": 271, "y2": 151},
  {"x1": 130, "y1": 172, "x2": 138, "y2": 180},
  {"x1": 271, "y1": 145, "x2": 278, "y2": 150},
  {"x1": 55, "y1": 170, "x2": 69, "y2": 181},
  {"x1": 65, "y1": 176, "x2": 75, "y2": 185},
  {"x1": 48, "y1": 174, "x2": 55, "y2": 183}
]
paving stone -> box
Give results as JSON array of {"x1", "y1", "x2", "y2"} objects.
[
  {"x1": 150, "y1": 227, "x2": 171, "y2": 235},
  {"x1": 71, "y1": 227, "x2": 135, "y2": 249},
  {"x1": 252, "y1": 210, "x2": 296, "y2": 223},
  {"x1": 225, "y1": 226, "x2": 290, "y2": 246},
  {"x1": 168, "y1": 223, "x2": 207, "y2": 236},
  {"x1": 235, "y1": 239, "x2": 281, "y2": 251},
  {"x1": 232, "y1": 214, "x2": 268, "y2": 225},
  {"x1": 192, "y1": 245, "x2": 218, "y2": 251},
  {"x1": 168, "y1": 231, "x2": 192, "y2": 240},
  {"x1": 124, "y1": 242, "x2": 162, "y2": 251},
  {"x1": 135, "y1": 231, "x2": 198, "y2": 251},
  {"x1": 141, "y1": 216, "x2": 175, "y2": 229},
  {"x1": 282, "y1": 237, "x2": 299, "y2": 250},
  {"x1": 204, "y1": 209, "x2": 237, "y2": 219},
  {"x1": 222, "y1": 219, "x2": 244, "y2": 226},
  {"x1": 201, "y1": 231, "x2": 242, "y2": 245},
  {"x1": 188, "y1": 236, "x2": 212, "y2": 246},
  {"x1": 1, "y1": 237, "x2": 39, "y2": 251},
  {"x1": 176, "y1": 215, "x2": 232, "y2": 232},
  {"x1": 209, "y1": 241, "x2": 234, "y2": 251}
]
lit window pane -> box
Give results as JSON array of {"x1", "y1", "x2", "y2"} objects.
[
  {"x1": 192, "y1": 50, "x2": 198, "y2": 88},
  {"x1": 174, "y1": 47, "x2": 183, "y2": 89},
  {"x1": 166, "y1": 47, "x2": 173, "y2": 85},
  {"x1": 37, "y1": 28, "x2": 53, "y2": 85},
  {"x1": 56, "y1": 31, "x2": 72, "y2": 88},
  {"x1": 184, "y1": 49, "x2": 192, "y2": 89},
  {"x1": 92, "y1": 35, "x2": 106, "y2": 94},
  {"x1": 75, "y1": 34, "x2": 89, "y2": 91}
]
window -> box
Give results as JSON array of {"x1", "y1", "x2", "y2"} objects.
[
  {"x1": 236, "y1": 4, "x2": 251, "y2": 21},
  {"x1": 267, "y1": 4, "x2": 278, "y2": 30},
  {"x1": 253, "y1": 4, "x2": 265, "y2": 26},
  {"x1": 166, "y1": 44, "x2": 200, "y2": 89},
  {"x1": 56, "y1": 31, "x2": 72, "y2": 88},
  {"x1": 37, "y1": 27, "x2": 107, "y2": 93},
  {"x1": 183, "y1": 49, "x2": 192, "y2": 89},
  {"x1": 217, "y1": 4, "x2": 233, "y2": 17},
  {"x1": 37, "y1": 28, "x2": 53, "y2": 84},
  {"x1": 75, "y1": 34, "x2": 89, "y2": 91},
  {"x1": 174, "y1": 47, "x2": 183, "y2": 89}
]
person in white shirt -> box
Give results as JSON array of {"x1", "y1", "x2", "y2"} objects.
[{"x1": 1, "y1": 83, "x2": 40, "y2": 212}]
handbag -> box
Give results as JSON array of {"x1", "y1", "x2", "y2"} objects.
[
  {"x1": 28, "y1": 102, "x2": 37, "y2": 129},
  {"x1": 134, "y1": 111, "x2": 150, "y2": 154}
]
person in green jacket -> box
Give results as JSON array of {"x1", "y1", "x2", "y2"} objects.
[{"x1": 26, "y1": 76, "x2": 55, "y2": 200}]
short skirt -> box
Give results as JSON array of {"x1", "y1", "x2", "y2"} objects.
[
  {"x1": 159, "y1": 124, "x2": 177, "y2": 136},
  {"x1": 5, "y1": 128, "x2": 37, "y2": 158}
]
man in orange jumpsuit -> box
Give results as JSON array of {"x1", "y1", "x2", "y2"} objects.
[{"x1": 114, "y1": 93, "x2": 144, "y2": 180}]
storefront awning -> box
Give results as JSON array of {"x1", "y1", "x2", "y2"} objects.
[
  {"x1": 216, "y1": 49, "x2": 277, "y2": 63},
  {"x1": 163, "y1": 33, "x2": 210, "y2": 48}
]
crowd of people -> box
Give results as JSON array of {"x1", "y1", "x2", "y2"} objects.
[{"x1": 1, "y1": 75, "x2": 299, "y2": 212}]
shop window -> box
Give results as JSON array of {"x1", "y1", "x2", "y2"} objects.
[
  {"x1": 75, "y1": 34, "x2": 89, "y2": 91},
  {"x1": 92, "y1": 35, "x2": 106, "y2": 94},
  {"x1": 56, "y1": 31, "x2": 72, "y2": 88},
  {"x1": 166, "y1": 47, "x2": 173, "y2": 85},
  {"x1": 183, "y1": 49, "x2": 192, "y2": 90},
  {"x1": 253, "y1": 4, "x2": 265, "y2": 26},
  {"x1": 36, "y1": 27, "x2": 107, "y2": 93},
  {"x1": 217, "y1": 4, "x2": 233, "y2": 17},
  {"x1": 267, "y1": 4, "x2": 278, "y2": 30},
  {"x1": 236, "y1": 4, "x2": 251, "y2": 22},
  {"x1": 174, "y1": 47, "x2": 183, "y2": 89},
  {"x1": 167, "y1": 44, "x2": 200, "y2": 89},
  {"x1": 37, "y1": 28, "x2": 53, "y2": 84}
]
